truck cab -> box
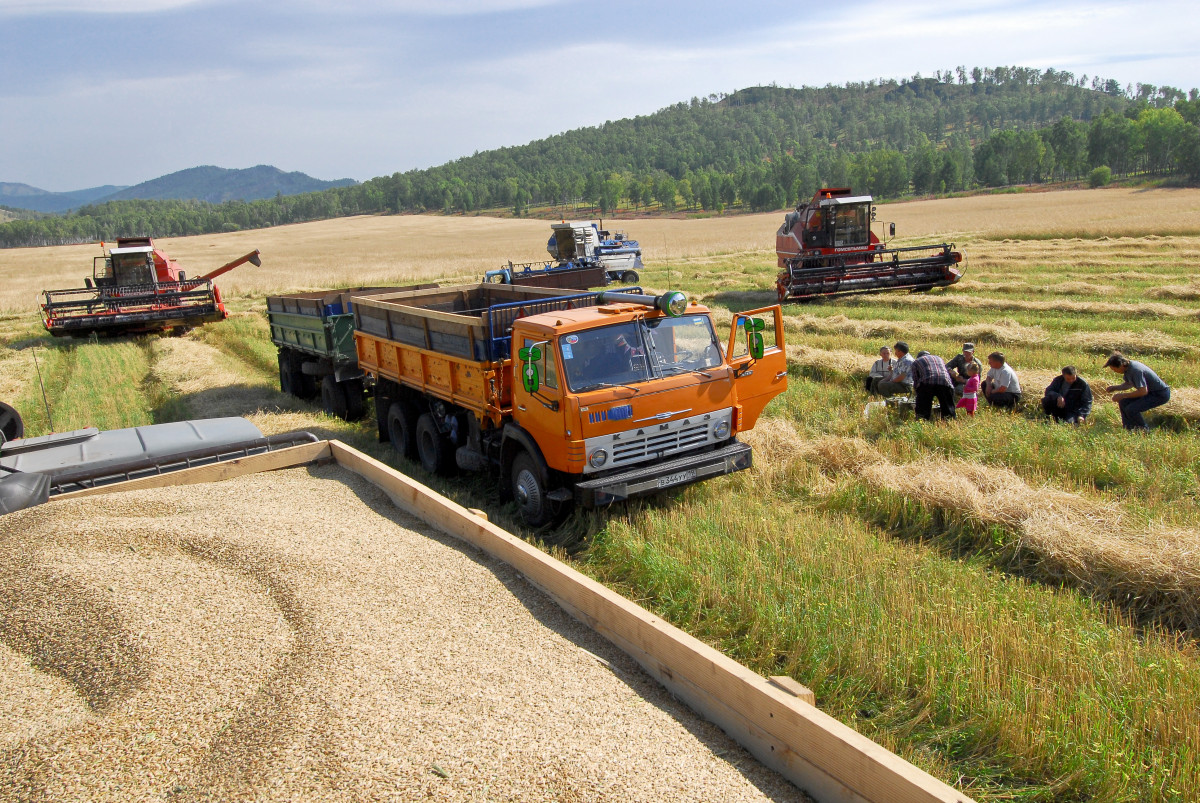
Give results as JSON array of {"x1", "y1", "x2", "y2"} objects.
[{"x1": 506, "y1": 293, "x2": 786, "y2": 523}]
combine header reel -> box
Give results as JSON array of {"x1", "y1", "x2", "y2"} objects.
[{"x1": 775, "y1": 188, "x2": 963, "y2": 302}]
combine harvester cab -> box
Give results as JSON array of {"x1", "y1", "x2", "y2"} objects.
[
  {"x1": 548, "y1": 221, "x2": 643, "y2": 284},
  {"x1": 354, "y1": 284, "x2": 788, "y2": 526},
  {"x1": 41, "y1": 237, "x2": 261, "y2": 337},
  {"x1": 775, "y1": 188, "x2": 963, "y2": 302}
]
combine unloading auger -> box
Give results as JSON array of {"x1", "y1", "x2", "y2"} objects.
[
  {"x1": 41, "y1": 238, "x2": 262, "y2": 337},
  {"x1": 775, "y1": 188, "x2": 963, "y2": 302}
]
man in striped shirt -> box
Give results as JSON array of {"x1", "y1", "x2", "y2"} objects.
[{"x1": 912, "y1": 350, "x2": 957, "y2": 421}]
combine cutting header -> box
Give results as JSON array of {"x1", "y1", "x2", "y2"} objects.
[
  {"x1": 775, "y1": 188, "x2": 963, "y2": 302},
  {"x1": 41, "y1": 237, "x2": 261, "y2": 337}
]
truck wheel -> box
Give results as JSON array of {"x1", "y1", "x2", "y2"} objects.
[
  {"x1": 321, "y1": 375, "x2": 350, "y2": 420},
  {"x1": 510, "y1": 451, "x2": 551, "y2": 527},
  {"x1": 415, "y1": 413, "x2": 456, "y2": 475},
  {"x1": 621, "y1": 270, "x2": 639, "y2": 284},
  {"x1": 343, "y1": 378, "x2": 366, "y2": 421},
  {"x1": 387, "y1": 402, "x2": 418, "y2": 459}
]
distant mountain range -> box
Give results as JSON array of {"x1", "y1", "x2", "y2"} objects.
[{"x1": 0, "y1": 165, "x2": 357, "y2": 213}]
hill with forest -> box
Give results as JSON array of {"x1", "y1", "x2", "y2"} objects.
[
  {"x1": 0, "y1": 183, "x2": 126, "y2": 214},
  {"x1": 99, "y1": 165, "x2": 357, "y2": 204},
  {"x1": 3, "y1": 66, "x2": 1199, "y2": 248}
]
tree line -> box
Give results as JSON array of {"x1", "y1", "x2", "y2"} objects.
[{"x1": 2, "y1": 67, "x2": 1198, "y2": 249}]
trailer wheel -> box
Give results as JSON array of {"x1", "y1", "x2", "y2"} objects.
[
  {"x1": 621, "y1": 270, "x2": 639, "y2": 284},
  {"x1": 342, "y1": 378, "x2": 366, "y2": 421},
  {"x1": 415, "y1": 413, "x2": 456, "y2": 476},
  {"x1": 387, "y1": 401, "x2": 418, "y2": 459},
  {"x1": 278, "y1": 352, "x2": 293, "y2": 395},
  {"x1": 510, "y1": 451, "x2": 550, "y2": 527},
  {"x1": 321, "y1": 375, "x2": 350, "y2": 420}
]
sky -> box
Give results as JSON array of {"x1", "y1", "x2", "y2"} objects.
[{"x1": 1, "y1": 0, "x2": 1197, "y2": 192}]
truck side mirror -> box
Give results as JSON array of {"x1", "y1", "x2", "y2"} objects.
[
  {"x1": 518, "y1": 345, "x2": 541, "y2": 393},
  {"x1": 745, "y1": 318, "x2": 766, "y2": 360},
  {"x1": 890, "y1": 222, "x2": 896, "y2": 237}
]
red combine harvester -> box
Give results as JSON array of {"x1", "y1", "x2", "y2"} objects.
[
  {"x1": 41, "y1": 237, "x2": 261, "y2": 337},
  {"x1": 775, "y1": 188, "x2": 963, "y2": 302}
]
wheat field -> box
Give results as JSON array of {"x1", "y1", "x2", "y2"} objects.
[{"x1": 3, "y1": 187, "x2": 1200, "y2": 801}]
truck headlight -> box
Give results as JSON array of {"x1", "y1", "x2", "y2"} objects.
[
  {"x1": 712, "y1": 420, "x2": 731, "y2": 440},
  {"x1": 588, "y1": 448, "x2": 608, "y2": 468}
]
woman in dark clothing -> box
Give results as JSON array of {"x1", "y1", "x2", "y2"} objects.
[
  {"x1": 1105, "y1": 352, "x2": 1171, "y2": 431},
  {"x1": 1041, "y1": 366, "x2": 1093, "y2": 424}
]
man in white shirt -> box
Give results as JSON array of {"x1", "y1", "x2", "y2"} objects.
[
  {"x1": 866, "y1": 345, "x2": 894, "y2": 394},
  {"x1": 983, "y1": 351, "x2": 1022, "y2": 409}
]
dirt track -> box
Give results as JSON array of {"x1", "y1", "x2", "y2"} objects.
[{"x1": 0, "y1": 466, "x2": 801, "y2": 802}]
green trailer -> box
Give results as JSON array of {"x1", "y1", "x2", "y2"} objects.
[{"x1": 268, "y1": 286, "x2": 434, "y2": 420}]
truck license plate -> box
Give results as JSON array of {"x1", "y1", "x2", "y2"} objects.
[{"x1": 656, "y1": 469, "x2": 697, "y2": 489}]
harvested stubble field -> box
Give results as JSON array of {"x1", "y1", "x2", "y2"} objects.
[
  {"x1": 2, "y1": 187, "x2": 1200, "y2": 802},
  {"x1": 0, "y1": 467, "x2": 798, "y2": 802}
]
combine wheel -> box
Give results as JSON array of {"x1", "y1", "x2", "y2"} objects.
[
  {"x1": 415, "y1": 413, "x2": 456, "y2": 476},
  {"x1": 510, "y1": 451, "x2": 551, "y2": 527},
  {"x1": 321, "y1": 375, "x2": 350, "y2": 420},
  {"x1": 0, "y1": 401, "x2": 24, "y2": 445},
  {"x1": 387, "y1": 401, "x2": 418, "y2": 459},
  {"x1": 621, "y1": 270, "x2": 639, "y2": 284}
]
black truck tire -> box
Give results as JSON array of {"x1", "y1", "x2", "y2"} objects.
[
  {"x1": 278, "y1": 351, "x2": 293, "y2": 395},
  {"x1": 510, "y1": 451, "x2": 551, "y2": 527},
  {"x1": 0, "y1": 401, "x2": 24, "y2": 445},
  {"x1": 415, "y1": 413, "x2": 456, "y2": 476},
  {"x1": 321, "y1": 375, "x2": 350, "y2": 420},
  {"x1": 387, "y1": 401, "x2": 418, "y2": 459},
  {"x1": 342, "y1": 378, "x2": 366, "y2": 421}
]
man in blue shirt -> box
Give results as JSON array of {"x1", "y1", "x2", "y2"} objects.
[{"x1": 1105, "y1": 352, "x2": 1171, "y2": 431}]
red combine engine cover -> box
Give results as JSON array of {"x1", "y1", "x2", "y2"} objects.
[
  {"x1": 41, "y1": 237, "x2": 260, "y2": 337},
  {"x1": 775, "y1": 188, "x2": 963, "y2": 302}
]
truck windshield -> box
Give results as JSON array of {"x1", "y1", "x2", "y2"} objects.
[{"x1": 560, "y1": 316, "x2": 721, "y2": 393}]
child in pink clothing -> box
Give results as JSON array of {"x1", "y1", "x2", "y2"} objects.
[{"x1": 956, "y1": 363, "x2": 980, "y2": 415}]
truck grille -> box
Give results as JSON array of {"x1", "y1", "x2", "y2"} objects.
[
  {"x1": 611, "y1": 423, "x2": 710, "y2": 465},
  {"x1": 581, "y1": 407, "x2": 732, "y2": 474}
]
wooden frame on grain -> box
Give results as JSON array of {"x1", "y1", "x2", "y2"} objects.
[{"x1": 51, "y1": 438, "x2": 972, "y2": 803}]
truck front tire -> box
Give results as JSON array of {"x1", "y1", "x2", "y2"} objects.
[{"x1": 511, "y1": 451, "x2": 550, "y2": 527}]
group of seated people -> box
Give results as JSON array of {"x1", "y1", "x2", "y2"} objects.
[{"x1": 865, "y1": 342, "x2": 1171, "y2": 430}]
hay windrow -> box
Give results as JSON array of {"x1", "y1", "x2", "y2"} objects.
[{"x1": 757, "y1": 429, "x2": 1200, "y2": 630}]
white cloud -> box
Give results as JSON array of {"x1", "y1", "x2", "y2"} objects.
[{"x1": 0, "y1": 0, "x2": 206, "y2": 13}]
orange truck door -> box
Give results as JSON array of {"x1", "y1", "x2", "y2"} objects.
[
  {"x1": 726, "y1": 305, "x2": 787, "y2": 431},
  {"x1": 511, "y1": 335, "x2": 568, "y2": 468}
]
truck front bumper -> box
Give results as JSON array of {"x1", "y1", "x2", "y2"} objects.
[{"x1": 573, "y1": 440, "x2": 752, "y2": 508}]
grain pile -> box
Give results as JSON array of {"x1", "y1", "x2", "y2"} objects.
[{"x1": 0, "y1": 466, "x2": 801, "y2": 802}]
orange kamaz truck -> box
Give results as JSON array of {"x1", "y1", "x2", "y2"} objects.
[{"x1": 353, "y1": 284, "x2": 787, "y2": 525}]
